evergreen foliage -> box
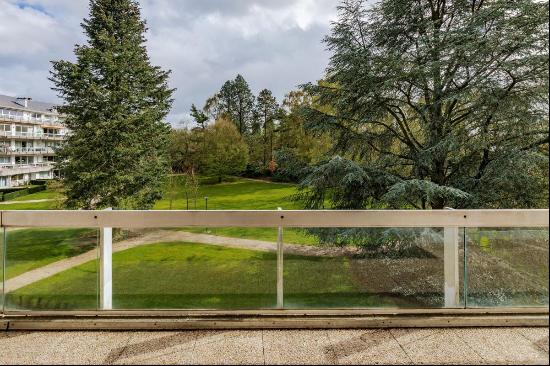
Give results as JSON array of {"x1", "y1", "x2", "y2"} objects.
[
  {"x1": 50, "y1": 0, "x2": 174, "y2": 209},
  {"x1": 218, "y1": 75, "x2": 256, "y2": 135},
  {"x1": 301, "y1": 0, "x2": 549, "y2": 209},
  {"x1": 255, "y1": 89, "x2": 279, "y2": 167}
]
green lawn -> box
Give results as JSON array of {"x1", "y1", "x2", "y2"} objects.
[
  {"x1": 155, "y1": 177, "x2": 314, "y2": 244},
  {"x1": 2, "y1": 178, "x2": 311, "y2": 244},
  {"x1": 4, "y1": 228, "x2": 97, "y2": 279},
  {"x1": 6, "y1": 242, "x2": 392, "y2": 311},
  {"x1": 0, "y1": 200, "x2": 60, "y2": 210},
  {"x1": 155, "y1": 177, "x2": 301, "y2": 210},
  {"x1": 9, "y1": 189, "x2": 64, "y2": 202},
  {"x1": 0, "y1": 178, "x2": 314, "y2": 279},
  {"x1": 1, "y1": 185, "x2": 64, "y2": 210}
]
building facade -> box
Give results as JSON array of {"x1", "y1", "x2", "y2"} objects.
[{"x1": 0, "y1": 95, "x2": 68, "y2": 188}]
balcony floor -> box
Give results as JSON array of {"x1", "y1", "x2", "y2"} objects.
[{"x1": 0, "y1": 327, "x2": 547, "y2": 365}]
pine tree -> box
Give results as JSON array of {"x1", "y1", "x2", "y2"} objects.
[
  {"x1": 190, "y1": 104, "x2": 208, "y2": 129},
  {"x1": 218, "y1": 75, "x2": 255, "y2": 135},
  {"x1": 50, "y1": 0, "x2": 174, "y2": 209},
  {"x1": 255, "y1": 89, "x2": 279, "y2": 167}
]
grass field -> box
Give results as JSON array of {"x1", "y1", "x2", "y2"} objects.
[
  {"x1": 9, "y1": 189, "x2": 64, "y2": 202},
  {"x1": 6, "y1": 242, "x2": 391, "y2": 310},
  {"x1": 154, "y1": 177, "x2": 315, "y2": 244},
  {"x1": 1, "y1": 179, "x2": 548, "y2": 311},
  {"x1": 4, "y1": 228, "x2": 97, "y2": 279},
  {"x1": 1, "y1": 178, "x2": 313, "y2": 243},
  {"x1": 155, "y1": 177, "x2": 302, "y2": 210},
  {"x1": 2, "y1": 177, "x2": 300, "y2": 211}
]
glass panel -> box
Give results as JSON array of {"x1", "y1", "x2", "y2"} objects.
[
  {"x1": 466, "y1": 227, "x2": 549, "y2": 307},
  {"x1": 4, "y1": 227, "x2": 99, "y2": 311},
  {"x1": 283, "y1": 227, "x2": 464, "y2": 308},
  {"x1": 111, "y1": 227, "x2": 277, "y2": 310}
]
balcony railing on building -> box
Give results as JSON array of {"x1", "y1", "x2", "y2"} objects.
[
  {"x1": 0, "y1": 114, "x2": 64, "y2": 126},
  {"x1": 0, "y1": 131, "x2": 65, "y2": 140},
  {"x1": 0, "y1": 162, "x2": 54, "y2": 175},
  {"x1": 0, "y1": 147, "x2": 56, "y2": 155}
]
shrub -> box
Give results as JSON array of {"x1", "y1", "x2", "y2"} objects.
[
  {"x1": 2, "y1": 185, "x2": 47, "y2": 201},
  {"x1": 272, "y1": 148, "x2": 309, "y2": 183}
]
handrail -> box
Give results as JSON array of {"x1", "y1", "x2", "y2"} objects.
[
  {"x1": 0, "y1": 163, "x2": 52, "y2": 170},
  {"x1": 2, "y1": 209, "x2": 548, "y2": 228},
  {"x1": 0, "y1": 209, "x2": 547, "y2": 318},
  {"x1": 0, "y1": 131, "x2": 65, "y2": 139},
  {"x1": 0, "y1": 147, "x2": 56, "y2": 154},
  {"x1": 0, "y1": 115, "x2": 63, "y2": 125}
]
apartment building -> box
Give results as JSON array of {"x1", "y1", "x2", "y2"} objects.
[{"x1": 0, "y1": 94, "x2": 68, "y2": 188}]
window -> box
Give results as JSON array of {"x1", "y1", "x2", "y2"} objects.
[
  {"x1": 15, "y1": 156, "x2": 33, "y2": 165},
  {"x1": 16, "y1": 141, "x2": 33, "y2": 148},
  {"x1": 15, "y1": 125, "x2": 29, "y2": 134}
]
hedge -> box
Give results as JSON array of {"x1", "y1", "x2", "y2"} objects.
[
  {"x1": 29, "y1": 179, "x2": 50, "y2": 186},
  {"x1": 1, "y1": 185, "x2": 47, "y2": 201}
]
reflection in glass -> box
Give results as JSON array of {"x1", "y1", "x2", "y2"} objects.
[
  {"x1": 284, "y1": 227, "x2": 464, "y2": 308},
  {"x1": 466, "y1": 227, "x2": 549, "y2": 307}
]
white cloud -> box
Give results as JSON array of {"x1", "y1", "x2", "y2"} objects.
[{"x1": 0, "y1": 0, "x2": 338, "y2": 126}]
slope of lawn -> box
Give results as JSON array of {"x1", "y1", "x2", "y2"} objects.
[
  {"x1": 9, "y1": 188, "x2": 64, "y2": 202},
  {"x1": 1, "y1": 185, "x2": 64, "y2": 210},
  {"x1": 4, "y1": 228, "x2": 97, "y2": 279},
  {"x1": 155, "y1": 177, "x2": 316, "y2": 245},
  {"x1": 6, "y1": 242, "x2": 393, "y2": 311},
  {"x1": 155, "y1": 177, "x2": 302, "y2": 210},
  {"x1": 2, "y1": 177, "x2": 312, "y2": 243}
]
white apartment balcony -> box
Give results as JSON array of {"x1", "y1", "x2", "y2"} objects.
[
  {"x1": 0, "y1": 131, "x2": 65, "y2": 141},
  {"x1": 0, "y1": 114, "x2": 64, "y2": 127},
  {"x1": 0, "y1": 147, "x2": 56, "y2": 155},
  {"x1": 0, "y1": 163, "x2": 54, "y2": 176}
]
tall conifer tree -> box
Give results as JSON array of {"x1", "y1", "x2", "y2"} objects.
[
  {"x1": 218, "y1": 75, "x2": 255, "y2": 135},
  {"x1": 255, "y1": 89, "x2": 279, "y2": 166},
  {"x1": 51, "y1": 0, "x2": 174, "y2": 209}
]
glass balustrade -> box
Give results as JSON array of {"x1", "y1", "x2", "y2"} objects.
[
  {"x1": 465, "y1": 227, "x2": 549, "y2": 307},
  {"x1": 0, "y1": 211, "x2": 547, "y2": 313},
  {"x1": 283, "y1": 227, "x2": 465, "y2": 309},
  {"x1": 109, "y1": 227, "x2": 278, "y2": 310},
  {"x1": 2, "y1": 227, "x2": 99, "y2": 311}
]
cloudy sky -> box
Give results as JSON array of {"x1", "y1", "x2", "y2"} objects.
[{"x1": 0, "y1": 0, "x2": 338, "y2": 126}]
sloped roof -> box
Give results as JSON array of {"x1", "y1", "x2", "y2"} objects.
[{"x1": 0, "y1": 94, "x2": 59, "y2": 115}]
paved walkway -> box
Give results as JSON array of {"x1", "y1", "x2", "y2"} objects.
[
  {"x1": 5, "y1": 230, "x2": 356, "y2": 293},
  {"x1": 0, "y1": 199, "x2": 56, "y2": 205},
  {"x1": 0, "y1": 327, "x2": 547, "y2": 364}
]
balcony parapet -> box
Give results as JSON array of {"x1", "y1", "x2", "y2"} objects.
[
  {"x1": 0, "y1": 163, "x2": 54, "y2": 175},
  {"x1": 0, "y1": 147, "x2": 56, "y2": 155},
  {"x1": 0, "y1": 131, "x2": 65, "y2": 140},
  {"x1": 0, "y1": 114, "x2": 64, "y2": 127}
]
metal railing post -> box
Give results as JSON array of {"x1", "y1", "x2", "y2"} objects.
[
  {"x1": 99, "y1": 208, "x2": 113, "y2": 310},
  {"x1": 277, "y1": 207, "x2": 284, "y2": 309},
  {"x1": 444, "y1": 208, "x2": 460, "y2": 307}
]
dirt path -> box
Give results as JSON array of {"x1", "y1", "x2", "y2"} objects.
[{"x1": 3, "y1": 230, "x2": 358, "y2": 293}]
